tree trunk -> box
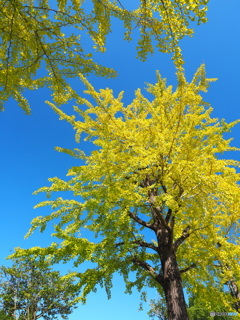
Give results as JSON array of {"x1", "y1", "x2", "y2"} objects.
[{"x1": 161, "y1": 251, "x2": 189, "y2": 320}]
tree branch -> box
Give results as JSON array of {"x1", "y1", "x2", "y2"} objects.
[
  {"x1": 165, "y1": 208, "x2": 172, "y2": 224},
  {"x1": 151, "y1": 204, "x2": 172, "y2": 236},
  {"x1": 168, "y1": 216, "x2": 175, "y2": 246},
  {"x1": 161, "y1": 183, "x2": 167, "y2": 193},
  {"x1": 115, "y1": 240, "x2": 158, "y2": 252},
  {"x1": 133, "y1": 240, "x2": 158, "y2": 252},
  {"x1": 128, "y1": 211, "x2": 155, "y2": 230},
  {"x1": 173, "y1": 225, "x2": 210, "y2": 252},
  {"x1": 173, "y1": 226, "x2": 191, "y2": 252},
  {"x1": 148, "y1": 187, "x2": 171, "y2": 233},
  {"x1": 180, "y1": 263, "x2": 196, "y2": 274},
  {"x1": 132, "y1": 256, "x2": 163, "y2": 286}
]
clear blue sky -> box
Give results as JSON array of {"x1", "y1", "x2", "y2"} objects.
[{"x1": 0, "y1": 1, "x2": 240, "y2": 319}]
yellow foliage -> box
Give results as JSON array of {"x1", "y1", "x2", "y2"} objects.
[
  {"x1": 14, "y1": 65, "x2": 240, "y2": 310},
  {"x1": 0, "y1": 0, "x2": 209, "y2": 112}
]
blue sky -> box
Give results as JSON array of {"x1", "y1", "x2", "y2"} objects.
[{"x1": 0, "y1": 1, "x2": 240, "y2": 319}]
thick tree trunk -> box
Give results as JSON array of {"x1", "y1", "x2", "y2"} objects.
[{"x1": 161, "y1": 251, "x2": 189, "y2": 320}]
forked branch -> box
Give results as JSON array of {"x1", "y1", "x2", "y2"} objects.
[
  {"x1": 132, "y1": 256, "x2": 163, "y2": 285},
  {"x1": 173, "y1": 226, "x2": 191, "y2": 252},
  {"x1": 128, "y1": 211, "x2": 155, "y2": 230}
]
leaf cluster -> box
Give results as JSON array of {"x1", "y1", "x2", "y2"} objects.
[{"x1": 0, "y1": 0, "x2": 209, "y2": 112}]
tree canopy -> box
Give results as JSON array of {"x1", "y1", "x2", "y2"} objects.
[
  {"x1": 13, "y1": 65, "x2": 240, "y2": 317},
  {"x1": 148, "y1": 297, "x2": 168, "y2": 320},
  {"x1": 0, "y1": 256, "x2": 80, "y2": 320},
  {"x1": 4, "y1": 1, "x2": 240, "y2": 319},
  {"x1": 0, "y1": 0, "x2": 209, "y2": 113}
]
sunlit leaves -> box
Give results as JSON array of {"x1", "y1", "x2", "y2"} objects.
[
  {"x1": 0, "y1": 0, "x2": 209, "y2": 112},
  {"x1": 0, "y1": 0, "x2": 115, "y2": 113},
  {"x1": 14, "y1": 65, "x2": 240, "y2": 311}
]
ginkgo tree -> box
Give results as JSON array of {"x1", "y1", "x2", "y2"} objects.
[
  {"x1": 13, "y1": 65, "x2": 240, "y2": 320},
  {"x1": 0, "y1": 0, "x2": 209, "y2": 113}
]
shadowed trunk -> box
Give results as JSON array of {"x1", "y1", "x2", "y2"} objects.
[
  {"x1": 129, "y1": 176, "x2": 190, "y2": 319},
  {"x1": 161, "y1": 250, "x2": 189, "y2": 320}
]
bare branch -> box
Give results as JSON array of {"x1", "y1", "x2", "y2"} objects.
[
  {"x1": 180, "y1": 263, "x2": 196, "y2": 274},
  {"x1": 132, "y1": 256, "x2": 163, "y2": 286},
  {"x1": 133, "y1": 240, "x2": 158, "y2": 252},
  {"x1": 161, "y1": 183, "x2": 167, "y2": 193},
  {"x1": 170, "y1": 216, "x2": 175, "y2": 230},
  {"x1": 150, "y1": 202, "x2": 171, "y2": 233},
  {"x1": 165, "y1": 208, "x2": 172, "y2": 224},
  {"x1": 128, "y1": 211, "x2": 155, "y2": 230},
  {"x1": 115, "y1": 240, "x2": 158, "y2": 252},
  {"x1": 168, "y1": 216, "x2": 175, "y2": 246}
]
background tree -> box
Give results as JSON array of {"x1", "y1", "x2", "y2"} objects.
[
  {"x1": 148, "y1": 297, "x2": 168, "y2": 320},
  {"x1": 149, "y1": 295, "x2": 237, "y2": 320},
  {"x1": 0, "y1": 311, "x2": 14, "y2": 320},
  {"x1": 0, "y1": 0, "x2": 209, "y2": 113},
  {"x1": 13, "y1": 65, "x2": 240, "y2": 319},
  {"x1": 0, "y1": 256, "x2": 80, "y2": 320}
]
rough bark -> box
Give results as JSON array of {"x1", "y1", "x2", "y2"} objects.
[
  {"x1": 227, "y1": 279, "x2": 240, "y2": 311},
  {"x1": 130, "y1": 177, "x2": 190, "y2": 319},
  {"x1": 161, "y1": 251, "x2": 189, "y2": 320}
]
